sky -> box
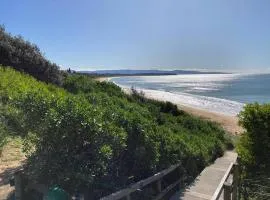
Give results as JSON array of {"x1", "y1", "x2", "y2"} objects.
[{"x1": 1, "y1": 0, "x2": 270, "y2": 72}]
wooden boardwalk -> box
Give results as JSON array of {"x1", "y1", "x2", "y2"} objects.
[{"x1": 170, "y1": 151, "x2": 238, "y2": 200}]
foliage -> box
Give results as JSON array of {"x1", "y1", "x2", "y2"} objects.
[
  {"x1": 0, "y1": 25, "x2": 63, "y2": 85},
  {"x1": 62, "y1": 74, "x2": 229, "y2": 180},
  {"x1": 0, "y1": 67, "x2": 229, "y2": 196},
  {"x1": 63, "y1": 75, "x2": 125, "y2": 97},
  {"x1": 237, "y1": 103, "x2": 270, "y2": 167},
  {"x1": 0, "y1": 103, "x2": 24, "y2": 153},
  {"x1": 237, "y1": 103, "x2": 270, "y2": 200},
  {"x1": 0, "y1": 121, "x2": 7, "y2": 154},
  {"x1": 240, "y1": 170, "x2": 270, "y2": 200}
]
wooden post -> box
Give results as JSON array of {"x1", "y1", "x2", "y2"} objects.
[
  {"x1": 156, "y1": 180, "x2": 162, "y2": 193},
  {"x1": 232, "y1": 163, "x2": 239, "y2": 200},
  {"x1": 178, "y1": 166, "x2": 183, "y2": 191},
  {"x1": 179, "y1": 178, "x2": 183, "y2": 191},
  {"x1": 224, "y1": 182, "x2": 232, "y2": 200},
  {"x1": 14, "y1": 170, "x2": 23, "y2": 200},
  {"x1": 126, "y1": 194, "x2": 131, "y2": 200}
]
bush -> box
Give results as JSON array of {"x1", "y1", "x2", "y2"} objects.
[
  {"x1": 0, "y1": 25, "x2": 63, "y2": 85},
  {"x1": 160, "y1": 101, "x2": 183, "y2": 116},
  {"x1": 237, "y1": 103, "x2": 270, "y2": 167},
  {"x1": 19, "y1": 94, "x2": 127, "y2": 191},
  {"x1": 0, "y1": 102, "x2": 25, "y2": 153},
  {"x1": 237, "y1": 103, "x2": 270, "y2": 200},
  {"x1": 0, "y1": 124, "x2": 7, "y2": 154}
]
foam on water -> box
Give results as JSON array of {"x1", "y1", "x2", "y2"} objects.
[
  {"x1": 112, "y1": 73, "x2": 270, "y2": 115},
  {"x1": 111, "y1": 74, "x2": 251, "y2": 116},
  {"x1": 112, "y1": 74, "x2": 270, "y2": 116}
]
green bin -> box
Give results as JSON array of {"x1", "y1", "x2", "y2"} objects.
[{"x1": 43, "y1": 186, "x2": 69, "y2": 200}]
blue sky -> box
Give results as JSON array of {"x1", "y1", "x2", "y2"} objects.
[{"x1": 1, "y1": 0, "x2": 270, "y2": 72}]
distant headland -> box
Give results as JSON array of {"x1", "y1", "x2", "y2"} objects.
[{"x1": 78, "y1": 69, "x2": 229, "y2": 76}]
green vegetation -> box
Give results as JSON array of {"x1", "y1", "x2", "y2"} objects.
[
  {"x1": 0, "y1": 25, "x2": 63, "y2": 85},
  {"x1": 0, "y1": 101, "x2": 24, "y2": 154},
  {"x1": 2, "y1": 25, "x2": 270, "y2": 199},
  {"x1": 0, "y1": 67, "x2": 229, "y2": 197},
  {"x1": 237, "y1": 104, "x2": 270, "y2": 199}
]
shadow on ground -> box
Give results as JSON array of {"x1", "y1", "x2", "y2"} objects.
[{"x1": 0, "y1": 166, "x2": 21, "y2": 200}]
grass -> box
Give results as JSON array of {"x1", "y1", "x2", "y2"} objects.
[{"x1": 0, "y1": 137, "x2": 24, "y2": 162}]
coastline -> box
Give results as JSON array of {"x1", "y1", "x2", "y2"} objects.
[{"x1": 96, "y1": 77, "x2": 243, "y2": 135}]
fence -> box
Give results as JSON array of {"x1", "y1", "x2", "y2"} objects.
[
  {"x1": 211, "y1": 159, "x2": 240, "y2": 200},
  {"x1": 100, "y1": 163, "x2": 183, "y2": 200},
  {"x1": 13, "y1": 159, "x2": 241, "y2": 200}
]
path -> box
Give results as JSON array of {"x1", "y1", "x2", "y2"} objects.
[
  {"x1": 0, "y1": 138, "x2": 25, "y2": 200},
  {"x1": 170, "y1": 151, "x2": 237, "y2": 200}
]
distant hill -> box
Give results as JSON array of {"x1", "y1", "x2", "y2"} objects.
[{"x1": 79, "y1": 69, "x2": 227, "y2": 76}]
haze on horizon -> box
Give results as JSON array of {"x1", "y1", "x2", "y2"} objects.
[{"x1": 1, "y1": 0, "x2": 270, "y2": 73}]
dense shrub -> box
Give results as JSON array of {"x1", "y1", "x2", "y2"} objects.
[
  {"x1": 0, "y1": 120, "x2": 7, "y2": 154},
  {"x1": 0, "y1": 26, "x2": 63, "y2": 85},
  {"x1": 160, "y1": 101, "x2": 183, "y2": 116},
  {"x1": 237, "y1": 104, "x2": 270, "y2": 199},
  {"x1": 63, "y1": 74, "x2": 229, "y2": 179},
  {"x1": 0, "y1": 101, "x2": 25, "y2": 153},
  {"x1": 237, "y1": 103, "x2": 270, "y2": 167},
  {"x1": 63, "y1": 75, "x2": 125, "y2": 97},
  {"x1": 0, "y1": 67, "x2": 229, "y2": 196}
]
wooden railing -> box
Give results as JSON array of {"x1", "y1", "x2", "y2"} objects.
[
  {"x1": 100, "y1": 163, "x2": 183, "y2": 200},
  {"x1": 211, "y1": 159, "x2": 240, "y2": 200},
  {"x1": 13, "y1": 159, "x2": 240, "y2": 200}
]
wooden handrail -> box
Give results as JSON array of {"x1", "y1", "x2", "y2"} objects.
[
  {"x1": 211, "y1": 162, "x2": 234, "y2": 200},
  {"x1": 100, "y1": 163, "x2": 181, "y2": 200},
  {"x1": 154, "y1": 179, "x2": 181, "y2": 200},
  {"x1": 232, "y1": 163, "x2": 239, "y2": 200},
  {"x1": 101, "y1": 156, "x2": 240, "y2": 200}
]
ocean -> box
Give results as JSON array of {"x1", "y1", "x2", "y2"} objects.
[{"x1": 111, "y1": 74, "x2": 270, "y2": 116}]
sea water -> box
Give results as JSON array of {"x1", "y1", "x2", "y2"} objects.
[{"x1": 111, "y1": 74, "x2": 270, "y2": 116}]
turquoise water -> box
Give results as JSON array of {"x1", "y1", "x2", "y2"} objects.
[{"x1": 111, "y1": 74, "x2": 270, "y2": 115}]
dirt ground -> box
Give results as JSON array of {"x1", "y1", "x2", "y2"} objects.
[{"x1": 0, "y1": 138, "x2": 25, "y2": 200}]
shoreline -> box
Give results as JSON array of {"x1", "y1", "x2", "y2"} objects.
[{"x1": 97, "y1": 77, "x2": 243, "y2": 135}]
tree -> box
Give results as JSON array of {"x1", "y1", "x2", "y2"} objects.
[
  {"x1": 0, "y1": 25, "x2": 63, "y2": 85},
  {"x1": 237, "y1": 103, "x2": 270, "y2": 167}
]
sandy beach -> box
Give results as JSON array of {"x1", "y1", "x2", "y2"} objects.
[
  {"x1": 174, "y1": 105, "x2": 242, "y2": 135},
  {"x1": 97, "y1": 77, "x2": 243, "y2": 135},
  {"x1": 96, "y1": 77, "x2": 110, "y2": 82}
]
